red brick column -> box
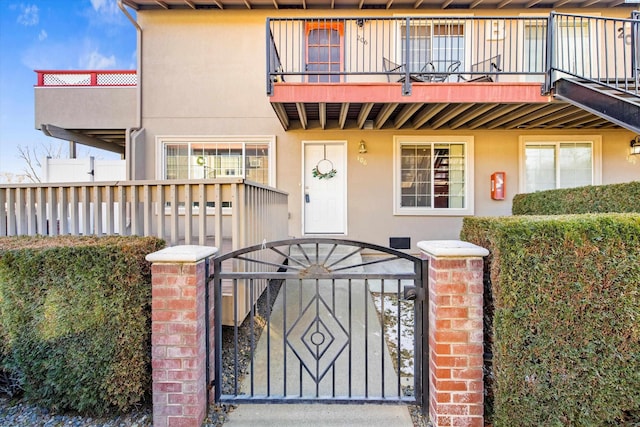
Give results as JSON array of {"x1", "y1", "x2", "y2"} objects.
[
  {"x1": 418, "y1": 241, "x2": 488, "y2": 427},
  {"x1": 146, "y1": 246, "x2": 218, "y2": 427}
]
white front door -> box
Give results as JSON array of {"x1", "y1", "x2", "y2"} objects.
[{"x1": 303, "y1": 142, "x2": 347, "y2": 235}]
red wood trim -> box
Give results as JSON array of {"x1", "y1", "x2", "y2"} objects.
[
  {"x1": 33, "y1": 70, "x2": 137, "y2": 87},
  {"x1": 305, "y1": 21, "x2": 344, "y2": 36},
  {"x1": 34, "y1": 70, "x2": 136, "y2": 74},
  {"x1": 269, "y1": 82, "x2": 553, "y2": 104}
]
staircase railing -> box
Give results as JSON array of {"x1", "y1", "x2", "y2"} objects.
[{"x1": 544, "y1": 12, "x2": 640, "y2": 96}]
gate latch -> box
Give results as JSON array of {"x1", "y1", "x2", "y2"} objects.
[{"x1": 403, "y1": 285, "x2": 421, "y2": 301}]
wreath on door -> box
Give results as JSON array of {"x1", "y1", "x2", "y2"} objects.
[{"x1": 312, "y1": 146, "x2": 337, "y2": 179}]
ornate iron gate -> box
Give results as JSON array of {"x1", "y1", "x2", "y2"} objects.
[{"x1": 209, "y1": 238, "x2": 427, "y2": 407}]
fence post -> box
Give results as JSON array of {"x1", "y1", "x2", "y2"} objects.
[
  {"x1": 418, "y1": 240, "x2": 488, "y2": 427},
  {"x1": 146, "y1": 245, "x2": 218, "y2": 427},
  {"x1": 403, "y1": 16, "x2": 412, "y2": 96},
  {"x1": 542, "y1": 12, "x2": 556, "y2": 95}
]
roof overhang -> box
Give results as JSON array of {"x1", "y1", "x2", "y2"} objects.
[
  {"x1": 121, "y1": 0, "x2": 634, "y2": 10},
  {"x1": 268, "y1": 82, "x2": 621, "y2": 130}
]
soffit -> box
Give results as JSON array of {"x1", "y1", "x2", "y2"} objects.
[
  {"x1": 267, "y1": 82, "x2": 624, "y2": 130},
  {"x1": 270, "y1": 100, "x2": 621, "y2": 130}
]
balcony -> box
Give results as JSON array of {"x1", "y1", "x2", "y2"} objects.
[
  {"x1": 0, "y1": 178, "x2": 288, "y2": 247},
  {"x1": 267, "y1": 14, "x2": 640, "y2": 132},
  {"x1": 34, "y1": 70, "x2": 138, "y2": 155}
]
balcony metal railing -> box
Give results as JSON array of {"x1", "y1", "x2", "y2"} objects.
[
  {"x1": 267, "y1": 13, "x2": 640, "y2": 96},
  {"x1": 267, "y1": 16, "x2": 551, "y2": 95},
  {"x1": 0, "y1": 179, "x2": 289, "y2": 250},
  {"x1": 35, "y1": 70, "x2": 137, "y2": 87},
  {"x1": 546, "y1": 12, "x2": 640, "y2": 96}
]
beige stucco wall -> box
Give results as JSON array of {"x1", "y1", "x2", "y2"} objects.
[
  {"x1": 35, "y1": 86, "x2": 137, "y2": 130},
  {"x1": 135, "y1": 8, "x2": 640, "y2": 252}
]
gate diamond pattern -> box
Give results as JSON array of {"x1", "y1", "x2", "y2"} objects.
[{"x1": 287, "y1": 293, "x2": 349, "y2": 384}]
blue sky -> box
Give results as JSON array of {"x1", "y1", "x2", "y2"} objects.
[{"x1": 0, "y1": 0, "x2": 136, "y2": 180}]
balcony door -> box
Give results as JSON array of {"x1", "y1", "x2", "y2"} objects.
[{"x1": 305, "y1": 22, "x2": 344, "y2": 83}]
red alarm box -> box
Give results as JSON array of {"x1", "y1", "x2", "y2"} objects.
[{"x1": 491, "y1": 172, "x2": 506, "y2": 200}]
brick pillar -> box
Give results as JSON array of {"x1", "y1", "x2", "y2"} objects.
[
  {"x1": 418, "y1": 240, "x2": 488, "y2": 427},
  {"x1": 146, "y1": 245, "x2": 218, "y2": 427}
]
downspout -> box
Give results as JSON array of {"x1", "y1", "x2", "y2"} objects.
[{"x1": 118, "y1": 0, "x2": 142, "y2": 180}]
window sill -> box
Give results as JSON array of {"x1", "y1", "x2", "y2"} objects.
[{"x1": 393, "y1": 207, "x2": 474, "y2": 216}]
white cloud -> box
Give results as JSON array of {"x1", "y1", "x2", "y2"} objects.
[
  {"x1": 128, "y1": 48, "x2": 137, "y2": 69},
  {"x1": 17, "y1": 4, "x2": 39, "y2": 26},
  {"x1": 82, "y1": 50, "x2": 117, "y2": 69},
  {"x1": 38, "y1": 29, "x2": 48, "y2": 41},
  {"x1": 21, "y1": 41, "x2": 70, "y2": 70},
  {"x1": 90, "y1": 0, "x2": 120, "y2": 15}
]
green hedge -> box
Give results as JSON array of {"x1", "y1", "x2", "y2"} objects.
[
  {"x1": 461, "y1": 214, "x2": 640, "y2": 426},
  {"x1": 0, "y1": 236, "x2": 165, "y2": 414},
  {"x1": 512, "y1": 181, "x2": 640, "y2": 215}
]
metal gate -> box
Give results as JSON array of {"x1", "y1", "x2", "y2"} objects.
[{"x1": 209, "y1": 238, "x2": 427, "y2": 407}]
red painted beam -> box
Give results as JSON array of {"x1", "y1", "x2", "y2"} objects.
[{"x1": 269, "y1": 82, "x2": 553, "y2": 104}]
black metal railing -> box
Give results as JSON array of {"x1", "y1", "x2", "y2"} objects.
[
  {"x1": 266, "y1": 13, "x2": 640, "y2": 96},
  {"x1": 267, "y1": 16, "x2": 550, "y2": 95},
  {"x1": 545, "y1": 12, "x2": 640, "y2": 96},
  {"x1": 211, "y1": 238, "x2": 427, "y2": 410}
]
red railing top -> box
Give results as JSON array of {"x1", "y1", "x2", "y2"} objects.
[{"x1": 35, "y1": 70, "x2": 137, "y2": 87}]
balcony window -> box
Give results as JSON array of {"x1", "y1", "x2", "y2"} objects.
[
  {"x1": 556, "y1": 20, "x2": 592, "y2": 78},
  {"x1": 401, "y1": 21, "x2": 465, "y2": 79},
  {"x1": 394, "y1": 136, "x2": 474, "y2": 216},
  {"x1": 159, "y1": 136, "x2": 275, "y2": 186},
  {"x1": 519, "y1": 136, "x2": 602, "y2": 193},
  {"x1": 521, "y1": 17, "x2": 592, "y2": 81},
  {"x1": 523, "y1": 22, "x2": 547, "y2": 82}
]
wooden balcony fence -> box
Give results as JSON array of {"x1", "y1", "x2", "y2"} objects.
[{"x1": 0, "y1": 178, "x2": 289, "y2": 325}]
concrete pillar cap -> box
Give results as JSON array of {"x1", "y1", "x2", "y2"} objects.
[
  {"x1": 146, "y1": 245, "x2": 218, "y2": 263},
  {"x1": 417, "y1": 240, "x2": 489, "y2": 258}
]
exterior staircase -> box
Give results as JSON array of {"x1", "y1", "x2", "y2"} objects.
[{"x1": 553, "y1": 78, "x2": 640, "y2": 134}]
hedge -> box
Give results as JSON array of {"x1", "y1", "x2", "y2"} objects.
[
  {"x1": 461, "y1": 214, "x2": 640, "y2": 426},
  {"x1": 0, "y1": 236, "x2": 165, "y2": 414},
  {"x1": 512, "y1": 181, "x2": 640, "y2": 215}
]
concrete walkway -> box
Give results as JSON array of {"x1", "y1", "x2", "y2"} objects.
[
  {"x1": 224, "y1": 249, "x2": 415, "y2": 426},
  {"x1": 225, "y1": 403, "x2": 413, "y2": 426}
]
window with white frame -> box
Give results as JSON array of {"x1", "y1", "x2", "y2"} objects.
[
  {"x1": 523, "y1": 21, "x2": 547, "y2": 81},
  {"x1": 520, "y1": 15, "x2": 596, "y2": 82},
  {"x1": 159, "y1": 136, "x2": 275, "y2": 186},
  {"x1": 520, "y1": 136, "x2": 601, "y2": 193},
  {"x1": 401, "y1": 20, "x2": 466, "y2": 78},
  {"x1": 394, "y1": 136, "x2": 474, "y2": 215}
]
